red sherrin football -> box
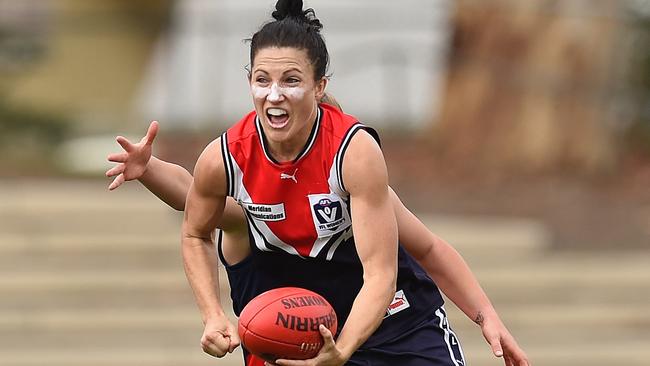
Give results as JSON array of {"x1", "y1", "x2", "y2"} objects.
[{"x1": 238, "y1": 287, "x2": 338, "y2": 362}]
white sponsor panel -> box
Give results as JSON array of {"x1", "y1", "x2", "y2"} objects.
[{"x1": 242, "y1": 202, "x2": 286, "y2": 222}]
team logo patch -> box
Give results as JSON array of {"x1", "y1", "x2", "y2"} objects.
[
  {"x1": 384, "y1": 290, "x2": 410, "y2": 318},
  {"x1": 307, "y1": 193, "x2": 351, "y2": 237},
  {"x1": 242, "y1": 202, "x2": 286, "y2": 222}
]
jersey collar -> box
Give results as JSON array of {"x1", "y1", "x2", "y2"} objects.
[{"x1": 255, "y1": 107, "x2": 322, "y2": 165}]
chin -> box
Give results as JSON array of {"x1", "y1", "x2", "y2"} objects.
[{"x1": 263, "y1": 123, "x2": 291, "y2": 141}]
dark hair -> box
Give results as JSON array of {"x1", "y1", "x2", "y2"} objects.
[{"x1": 249, "y1": 0, "x2": 329, "y2": 80}]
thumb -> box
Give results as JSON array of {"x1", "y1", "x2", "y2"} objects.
[
  {"x1": 144, "y1": 120, "x2": 159, "y2": 146},
  {"x1": 229, "y1": 331, "x2": 241, "y2": 353},
  {"x1": 319, "y1": 324, "x2": 335, "y2": 346},
  {"x1": 488, "y1": 336, "x2": 503, "y2": 357}
]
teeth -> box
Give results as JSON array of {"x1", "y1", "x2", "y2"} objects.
[{"x1": 267, "y1": 108, "x2": 287, "y2": 116}]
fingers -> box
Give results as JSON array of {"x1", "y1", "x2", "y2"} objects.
[
  {"x1": 144, "y1": 120, "x2": 159, "y2": 146},
  {"x1": 202, "y1": 341, "x2": 228, "y2": 358},
  {"x1": 108, "y1": 173, "x2": 125, "y2": 190},
  {"x1": 275, "y1": 325, "x2": 336, "y2": 366},
  {"x1": 503, "y1": 343, "x2": 529, "y2": 365},
  {"x1": 510, "y1": 348, "x2": 530, "y2": 366},
  {"x1": 107, "y1": 152, "x2": 128, "y2": 163},
  {"x1": 105, "y1": 164, "x2": 125, "y2": 178},
  {"x1": 501, "y1": 334, "x2": 529, "y2": 366},
  {"x1": 319, "y1": 324, "x2": 335, "y2": 347},
  {"x1": 273, "y1": 359, "x2": 307, "y2": 366},
  {"x1": 503, "y1": 354, "x2": 514, "y2": 366},
  {"x1": 116, "y1": 136, "x2": 134, "y2": 152},
  {"x1": 201, "y1": 333, "x2": 230, "y2": 358}
]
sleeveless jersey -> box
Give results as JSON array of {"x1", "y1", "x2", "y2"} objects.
[{"x1": 220, "y1": 103, "x2": 444, "y2": 347}]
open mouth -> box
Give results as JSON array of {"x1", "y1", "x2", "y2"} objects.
[{"x1": 266, "y1": 108, "x2": 289, "y2": 129}]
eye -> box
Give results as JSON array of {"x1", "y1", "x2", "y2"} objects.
[
  {"x1": 255, "y1": 76, "x2": 269, "y2": 85},
  {"x1": 285, "y1": 77, "x2": 301, "y2": 85}
]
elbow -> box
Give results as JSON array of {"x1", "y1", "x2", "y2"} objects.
[
  {"x1": 384, "y1": 272, "x2": 397, "y2": 308},
  {"x1": 365, "y1": 267, "x2": 397, "y2": 300},
  {"x1": 384, "y1": 265, "x2": 397, "y2": 290},
  {"x1": 172, "y1": 198, "x2": 187, "y2": 211}
]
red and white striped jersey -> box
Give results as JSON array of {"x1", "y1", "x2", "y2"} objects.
[{"x1": 221, "y1": 103, "x2": 374, "y2": 262}]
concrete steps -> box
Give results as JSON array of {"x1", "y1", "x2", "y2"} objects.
[
  {"x1": 3, "y1": 257, "x2": 648, "y2": 308},
  {"x1": 419, "y1": 214, "x2": 550, "y2": 264},
  {"x1": 1, "y1": 303, "x2": 646, "y2": 342},
  {"x1": 0, "y1": 348, "x2": 239, "y2": 366},
  {"x1": 1, "y1": 179, "x2": 648, "y2": 366}
]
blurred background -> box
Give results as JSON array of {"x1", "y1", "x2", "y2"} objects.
[{"x1": 1, "y1": 0, "x2": 649, "y2": 365}]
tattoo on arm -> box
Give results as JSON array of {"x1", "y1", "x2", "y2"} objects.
[{"x1": 474, "y1": 311, "x2": 484, "y2": 326}]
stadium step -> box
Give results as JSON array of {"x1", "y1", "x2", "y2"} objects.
[
  {"x1": 0, "y1": 303, "x2": 646, "y2": 345},
  {"x1": 2, "y1": 255, "x2": 648, "y2": 309},
  {"x1": 0, "y1": 348, "x2": 243, "y2": 366},
  {"x1": 419, "y1": 214, "x2": 550, "y2": 264}
]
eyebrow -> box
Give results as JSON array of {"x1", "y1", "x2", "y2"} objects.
[
  {"x1": 283, "y1": 67, "x2": 304, "y2": 75},
  {"x1": 252, "y1": 67, "x2": 304, "y2": 75}
]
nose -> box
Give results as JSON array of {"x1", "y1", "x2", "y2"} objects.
[{"x1": 267, "y1": 83, "x2": 284, "y2": 103}]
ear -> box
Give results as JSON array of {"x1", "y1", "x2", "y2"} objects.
[
  {"x1": 245, "y1": 64, "x2": 252, "y2": 84},
  {"x1": 314, "y1": 77, "x2": 328, "y2": 101}
]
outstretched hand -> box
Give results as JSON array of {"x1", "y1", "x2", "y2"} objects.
[
  {"x1": 479, "y1": 313, "x2": 530, "y2": 366},
  {"x1": 105, "y1": 121, "x2": 159, "y2": 190}
]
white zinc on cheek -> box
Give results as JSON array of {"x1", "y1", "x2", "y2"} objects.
[
  {"x1": 282, "y1": 85, "x2": 306, "y2": 100},
  {"x1": 251, "y1": 85, "x2": 271, "y2": 100},
  {"x1": 251, "y1": 83, "x2": 307, "y2": 102}
]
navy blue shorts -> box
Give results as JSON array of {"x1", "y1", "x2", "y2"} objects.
[
  {"x1": 346, "y1": 306, "x2": 466, "y2": 366},
  {"x1": 242, "y1": 306, "x2": 465, "y2": 366}
]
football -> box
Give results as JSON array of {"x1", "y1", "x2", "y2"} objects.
[{"x1": 238, "y1": 287, "x2": 338, "y2": 361}]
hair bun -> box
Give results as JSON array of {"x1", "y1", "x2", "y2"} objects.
[
  {"x1": 272, "y1": 0, "x2": 304, "y2": 21},
  {"x1": 272, "y1": 0, "x2": 323, "y2": 31}
]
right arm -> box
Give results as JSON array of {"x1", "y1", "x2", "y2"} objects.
[
  {"x1": 106, "y1": 121, "x2": 245, "y2": 231},
  {"x1": 139, "y1": 156, "x2": 193, "y2": 210},
  {"x1": 182, "y1": 138, "x2": 240, "y2": 357}
]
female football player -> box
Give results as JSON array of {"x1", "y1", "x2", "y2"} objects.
[{"x1": 107, "y1": 1, "x2": 528, "y2": 365}]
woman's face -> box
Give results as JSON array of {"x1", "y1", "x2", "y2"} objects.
[{"x1": 250, "y1": 47, "x2": 326, "y2": 147}]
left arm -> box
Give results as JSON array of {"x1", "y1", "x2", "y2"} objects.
[
  {"x1": 390, "y1": 188, "x2": 529, "y2": 366},
  {"x1": 277, "y1": 131, "x2": 397, "y2": 366},
  {"x1": 334, "y1": 131, "x2": 398, "y2": 360}
]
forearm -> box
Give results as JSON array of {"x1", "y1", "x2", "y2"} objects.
[
  {"x1": 390, "y1": 188, "x2": 498, "y2": 323},
  {"x1": 335, "y1": 274, "x2": 395, "y2": 360},
  {"x1": 139, "y1": 157, "x2": 192, "y2": 210},
  {"x1": 423, "y1": 237, "x2": 497, "y2": 322},
  {"x1": 337, "y1": 132, "x2": 398, "y2": 360},
  {"x1": 182, "y1": 233, "x2": 226, "y2": 323}
]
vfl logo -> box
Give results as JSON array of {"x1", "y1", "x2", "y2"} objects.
[
  {"x1": 308, "y1": 193, "x2": 351, "y2": 237},
  {"x1": 280, "y1": 168, "x2": 298, "y2": 183},
  {"x1": 314, "y1": 199, "x2": 343, "y2": 230}
]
